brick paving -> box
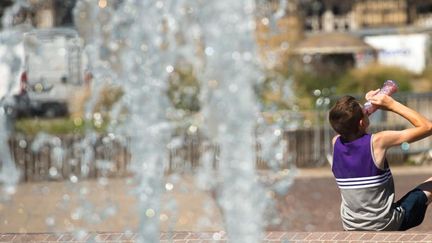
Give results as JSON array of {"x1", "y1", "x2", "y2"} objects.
[
  {"x1": 272, "y1": 166, "x2": 432, "y2": 232},
  {"x1": 2, "y1": 165, "x2": 432, "y2": 242},
  {"x1": 3, "y1": 231, "x2": 432, "y2": 242}
]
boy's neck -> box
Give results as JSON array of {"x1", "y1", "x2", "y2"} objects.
[{"x1": 342, "y1": 132, "x2": 366, "y2": 142}]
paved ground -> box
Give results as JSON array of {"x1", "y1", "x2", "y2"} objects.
[
  {"x1": 273, "y1": 165, "x2": 432, "y2": 232},
  {"x1": 1, "y1": 165, "x2": 432, "y2": 235},
  {"x1": 3, "y1": 231, "x2": 432, "y2": 242}
]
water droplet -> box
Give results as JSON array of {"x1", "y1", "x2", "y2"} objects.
[
  {"x1": 155, "y1": 1, "x2": 164, "y2": 9},
  {"x1": 280, "y1": 42, "x2": 289, "y2": 50},
  {"x1": 74, "y1": 229, "x2": 87, "y2": 240},
  {"x1": 208, "y1": 79, "x2": 218, "y2": 89},
  {"x1": 213, "y1": 232, "x2": 222, "y2": 240},
  {"x1": 401, "y1": 142, "x2": 410, "y2": 151},
  {"x1": 4, "y1": 185, "x2": 16, "y2": 195},
  {"x1": 98, "y1": 177, "x2": 109, "y2": 186},
  {"x1": 166, "y1": 65, "x2": 174, "y2": 73},
  {"x1": 45, "y1": 216, "x2": 55, "y2": 226},
  {"x1": 57, "y1": 48, "x2": 66, "y2": 56},
  {"x1": 34, "y1": 83, "x2": 43, "y2": 92},
  {"x1": 70, "y1": 175, "x2": 78, "y2": 183},
  {"x1": 109, "y1": 42, "x2": 119, "y2": 51},
  {"x1": 80, "y1": 187, "x2": 89, "y2": 196},
  {"x1": 49, "y1": 167, "x2": 58, "y2": 177},
  {"x1": 160, "y1": 214, "x2": 168, "y2": 221},
  {"x1": 231, "y1": 51, "x2": 241, "y2": 60},
  {"x1": 92, "y1": 112, "x2": 100, "y2": 120},
  {"x1": 98, "y1": 0, "x2": 107, "y2": 8},
  {"x1": 205, "y1": 47, "x2": 214, "y2": 56},
  {"x1": 124, "y1": 229, "x2": 134, "y2": 238},
  {"x1": 71, "y1": 209, "x2": 82, "y2": 220},
  {"x1": 275, "y1": 152, "x2": 283, "y2": 160},
  {"x1": 243, "y1": 52, "x2": 252, "y2": 61},
  {"x1": 69, "y1": 159, "x2": 78, "y2": 166},
  {"x1": 18, "y1": 140, "x2": 27, "y2": 148},
  {"x1": 73, "y1": 118, "x2": 83, "y2": 126},
  {"x1": 81, "y1": 165, "x2": 90, "y2": 176},
  {"x1": 229, "y1": 84, "x2": 238, "y2": 93},
  {"x1": 188, "y1": 125, "x2": 198, "y2": 134},
  {"x1": 102, "y1": 136, "x2": 111, "y2": 144},
  {"x1": 63, "y1": 194, "x2": 70, "y2": 202},
  {"x1": 145, "y1": 208, "x2": 155, "y2": 218},
  {"x1": 165, "y1": 183, "x2": 174, "y2": 191},
  {"x1": 105, "y1": 204, "x2": 117, "y2": 217}
]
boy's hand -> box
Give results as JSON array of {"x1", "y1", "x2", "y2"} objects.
[
  {"x1": 369, "y1": 94, "x2": 396, "y2": 111},
  {"x1": 365, "y1": 89, "x2": 380, "y2": 100}
]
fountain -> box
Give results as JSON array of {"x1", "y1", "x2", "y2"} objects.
[
  {"x1": 0, "y1": 0, "x2": 297, "y2": 242},
  {"x1": 0, "y1": 0, "x2": 32, "y2": 200}
]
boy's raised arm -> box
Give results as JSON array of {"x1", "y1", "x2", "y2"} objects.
[{"x1": 371, "y1": 94, "x2": 432, "y2": 149}]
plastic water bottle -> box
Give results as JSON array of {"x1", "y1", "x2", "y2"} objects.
[{"x1": 363, "y1": 80, "x2": 398, "y2": 115}]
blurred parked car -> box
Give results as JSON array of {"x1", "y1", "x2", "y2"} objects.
[
  {"x1": 0, "y1": 73, "x2": 30, "y2": 119},
  {"x1": 0, "y1": 27, "x2": 30, "y2": 119}
]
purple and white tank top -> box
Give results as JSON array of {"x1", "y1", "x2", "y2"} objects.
[{"x1": 332, "y1": 134, "x2": 403, "y2": 231}]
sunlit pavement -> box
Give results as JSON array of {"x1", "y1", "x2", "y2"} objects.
[
  {"x1": 3, "y1": 231, "x2": 432, "y2": 242},
  {"x1": 2, "y1": 165, "x2": 432, "y2": 242},
  {"x1": 0, "y1": 176, "x2": 223, "y2": 233},
  {"x1": 274, "y1": 165, "x2": 432, "y2": 232}
]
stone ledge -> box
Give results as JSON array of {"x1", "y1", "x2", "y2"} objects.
[{"x1": 1, "y1": 231, "x2": 432, "y2": 242}]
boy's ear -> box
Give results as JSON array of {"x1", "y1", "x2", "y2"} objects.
[
  {"x1": 359, "y1": 119, "x2": 365, "y2": 129},
  {"x1": 359, "y1": 117, "x2": 369, "y2": 129}
]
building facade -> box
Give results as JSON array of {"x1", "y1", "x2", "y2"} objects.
[
  {"x1": 300, "y1": 0, "x2": 432, "y2": 33},
  {"x1": 255, "y1": 0, "x2": 432, "y2": 73},
  {"x1": 0, "y1": 0, "x2": 75, "y2": 29}
]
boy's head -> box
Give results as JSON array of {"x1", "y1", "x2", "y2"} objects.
[{"x1": 329, "y1": 95, "x2": 368, "y2": 139}]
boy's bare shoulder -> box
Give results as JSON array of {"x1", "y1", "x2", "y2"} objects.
[
  {"x1": 332, "y1": 135, "x2": 339, "y2": 145},
  {"x1": 372, "y1": 130, "x2": 403, "y2": 149},
  {"x1": 372, "y1": 131, "x2": 387, "y2": 143}
]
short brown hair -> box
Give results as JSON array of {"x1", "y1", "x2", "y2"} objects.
[{"x1": 329, "y1": 95, "x2": 363, "y2": 139}]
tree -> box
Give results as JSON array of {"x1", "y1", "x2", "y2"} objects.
[{"x1": 337, "y1": 63, "x2": 413, "y2": 94}]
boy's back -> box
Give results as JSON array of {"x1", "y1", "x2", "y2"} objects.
[{"x1": 332, "y1": 133, "x2": 403, "y2": 230}]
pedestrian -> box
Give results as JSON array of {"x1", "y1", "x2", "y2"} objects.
[{"x1": 328, "y1": 90, "x2": 432, "y2": 231}]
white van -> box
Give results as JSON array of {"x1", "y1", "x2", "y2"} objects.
[{"x1": 22, "y1": 28, "x2": 87, "y2": 117}]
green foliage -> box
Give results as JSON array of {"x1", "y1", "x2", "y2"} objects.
[
  {"x1": 284, "y1": 63, "x2": 415, "y2": 109},
  {"x1": 285, "y1": 69, "x2": 340, "y2": 109},
  {"x1": 336, "y1": 64, "x2": 413, "y2": 94},
  {"x1": 167, "y1": 63, "x2": 201, "y2": 112},
  {"x1": 94, "y1": 85, "x2": 124, "y2": 116},
  {"x1": 255, "y1": 71, "x2": 294, "y2": 111},
  {"x1": 14, "y1": 118, "x2": 107, "y2": 135},
  {"x1": 293, "y1": 66, "x2": 344, "y2": 94},
  {"x1": 70, "y1": 84, "x2": 124, "y2": 119},
  {"x1": 420, "y1": 66, "x2": 432, "y2": 83}
]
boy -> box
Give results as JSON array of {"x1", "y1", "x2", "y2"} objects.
[{"x1": 329, "y1": 90, "x2": 432, "y2": 231}]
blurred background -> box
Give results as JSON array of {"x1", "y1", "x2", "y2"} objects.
[
  {"x1": 2, "y1": 0, "x2": 432, "y2": 236},
  {"x1": 2, "y1": 0, "x2": 432, "y2": 166}
]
